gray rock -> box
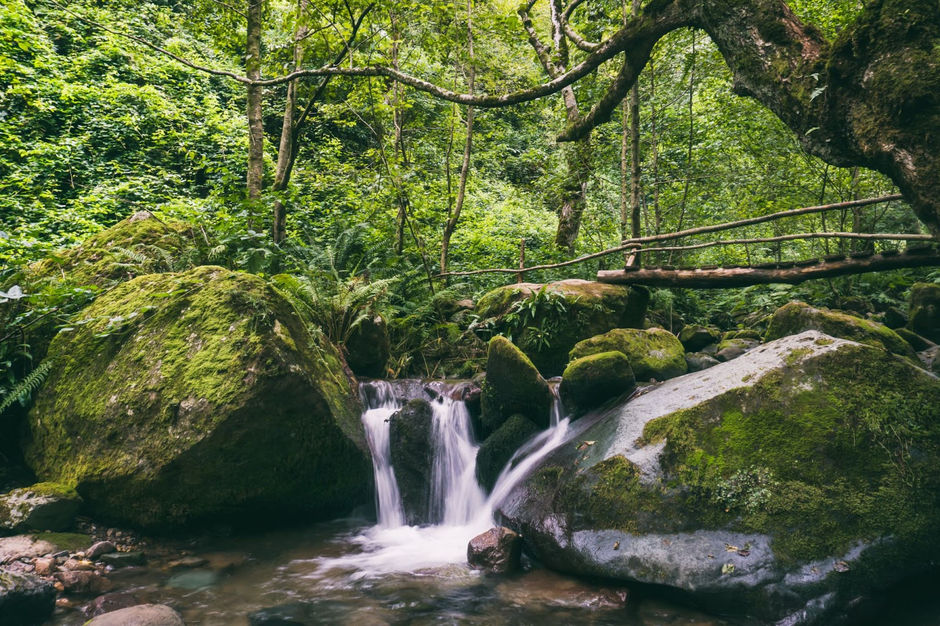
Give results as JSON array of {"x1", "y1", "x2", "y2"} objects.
[
  {"x1": 0, "y1": 535, "x2": 56, "y2": 562},
  {"x1": 0, "y1": 571, "x2": 55, "y2": 625},
  {"x1": 678, "y1": 325, "x2": 722, "y2": 352},
  {"x1": 685, "y1": 352, "x2": 719, "y2": 372},
  {"x1": 467, "y1": 526, "x2": 522, "y2": 574},
  {"x1": 499, "y1": 331, "x2": 940, "y2": 624},
  {"x1": 86, "y1": 540, "x2": 116, "y2": 560},
  {"x1": 389, "y1": 399, "x2": 433, "y2": 524},
  {"x1": 85, "y1": 604, "x2": 184, "y2": 625},
  {"x1": 87, "y1": 591, "x2": 142, "y2": 617},
  {"x1": 100, "y1": 551, "x2": 146, "y2": 567},
  {"x1": 0, "y1": 482, "x2": 82, "y2": 532}
]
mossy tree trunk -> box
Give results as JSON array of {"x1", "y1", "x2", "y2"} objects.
[{"x1": 245, "y1": 0, "x2": 264, "y2": 225}]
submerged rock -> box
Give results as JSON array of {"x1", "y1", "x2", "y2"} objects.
[
  {"x1": 765, "y1": 301, "x2": 916, "y2": 361},
  {"x1": 569, "y1": 328, "x2": 687, "y2": 382},
  {"x1": 0, "y1": 482, "x2": 82, "y2": 533},
  {"x1": 496, "y1": 568, "x2": 629, "y2": 609},
  {"x1": 475, "y1": 280, "x2": 649, "y2": 376},
  {"x1": 389, "y1": 399, "x2": 434, "y2": 524},
  {"x1": 560, "y1": 352, "x2": 635, "y2": 417},
  {"x1": 85, "y1": 603, "x2": 184, "y2": 625},
  {"x1": 480, "y1": 336, "x2": 552, "y2": 435},
  {"x1": 475, "y1": 415, "x2": 541, "y2": 491},
  {"x1": 908, "y1": 282, "x2": 940, "y2": 343},
  {"x1": 467, "y1": 526, "x2": 522, "y2": 574},
  {"x1": 23, "y1": 266, "x2": 370, "y2": 529},
  {"x1": 500, "y1": 331, "x2": 940, "y2": 625},
  {"x1": 0, "y1": 571, "x2": 55, "y2": 626}
]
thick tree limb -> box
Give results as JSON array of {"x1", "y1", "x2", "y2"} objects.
[{"x1": 596, "y1": 250, "x2": 940, "y2": 288}]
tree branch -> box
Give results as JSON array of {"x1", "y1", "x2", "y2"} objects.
[
  {"x1": 561, "y1": 0, "x2": 600, "y2": 52},
  {"x1": 518, "y1": 0, "x2": 557, "y2": 77}
]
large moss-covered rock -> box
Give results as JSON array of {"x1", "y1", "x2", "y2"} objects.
[
  {"x1": 560, "y1": 352, "x2": 635, "y2": 417},
  {"x1": 765, "y1": 301, "x2": 917, "y2": 361},
  {"x1": 22, "y1": 266, "x2": 370, "y2": 529},
  {"x1": 569, "y1": 328, "x2": 687, "y2": 382},
  {"x1": 908, "y1": 282, "x2": 940, "y2": 343},
  {"x1": 499, "y1": 332, "x2": 940, "y2": 625},
  {"x1": 0, "y1": 482, "x2": 81, "y2": 533},
  {"x1": 475, "y1": 280, "x2": 649, "y2": 376},
  {"x1": 475, "y1": 415, "x2": 540, "y2": 492},
  {"x1": 0, "y1": 571, "x2": 55, "y2": 626},
  {"x1": 480, "y1": 337, "x2": 552, "y2": 435},
  {"x1": 389, "y1": 399, "x2": 433, "y2": 524}
]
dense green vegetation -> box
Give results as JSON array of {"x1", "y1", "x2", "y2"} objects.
[{"x1": 1, "y1": 0, "x2": 937, "y2": 415}]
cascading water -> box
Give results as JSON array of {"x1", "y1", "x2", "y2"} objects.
[{"x1": 318, "y1": 380, "x2": 571, "y2": 577}]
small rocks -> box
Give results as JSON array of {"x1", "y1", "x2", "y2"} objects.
[
  {"x1": 54, "y1": 570, "x2": 111, "y2": 594},
  {"x1": 86, "y1": 540, "x2": 117, "y2": 559},
  {"x1": 467, "y1": 526, "x2": 522, "y2": 574},
  {"x1": 63, "y1": 558, "x2": 95, "y2": 571},
  {"x1": 85, "y1": 603, "x2": 184, "y2": 625},
  {"x1": 166, "y1": 555, "x2": 209, "y2": 571},
  {"x1": 0, "y1": 535, "x2": 57, "y2": 563}
]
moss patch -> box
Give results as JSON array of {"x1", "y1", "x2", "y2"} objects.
[
  {"x1": 481, "y1": 336, "x2": 552, "y2": 434},
  {"x1": 560, "y1": 351, "x2": 635, "y2": 417},
  {"x1": 640, "y1": 344, "x2": 940, "y2": 565},
  {"x1": 570, "y1": 328, "x2": 687, "y2": 382}
]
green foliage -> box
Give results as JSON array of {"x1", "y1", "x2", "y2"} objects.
[
  {"x1": 503, "y1": 285, "x2": 571, "y2": 350},
  {"x1": 0, "y1": 359, "x2": 52, "y2": 415}
]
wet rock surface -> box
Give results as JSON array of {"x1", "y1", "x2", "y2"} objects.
[
  {"x1": 500, "y1": 331, "x2": 940, "y2": 625},
  {"x1": 0, "y1": 570, "x2": 55, "y2": 625},
  {"x1": 85, "y1": 603, "x2": 185, "y2": 625},
  {"x1": 467, "y1": 527, "x2": 523, "y2": 574},
  {"x1": 389, "y1": 399, "x2": 434, "y2": 524}
]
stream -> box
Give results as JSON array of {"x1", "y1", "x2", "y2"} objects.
[{"x1": 46, "y1": 380, "x2": 940, "y2": 625}]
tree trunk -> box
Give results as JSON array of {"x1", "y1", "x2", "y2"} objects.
[
  {"x1": 629, "y1": 0, "x2": 642, "y2": 264},
  {"x1": 246, "y1": 0, "x2": 263, "y2": 218},
  {"x1": 441, "y1": 0, "x2": 475, "y2": 280}
]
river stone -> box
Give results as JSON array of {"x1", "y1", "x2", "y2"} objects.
[
  {"x1": 0, "y1": 571, "x2": 55, "y2": 625},
  {"x1": 22, "y1": 266, "x2": 370, "y2": 530},
  {"x1": 908, "y1": 282, "x2": 940, "y2": 343},
  {"x1": 0, "y1": 535, "x2": 57, "y2": 562},
  {"x1": 678, "y1": 325, "x2": 722, "y2": 352},
  {"x1": 560, "y1": 352, "x2": 636, "y2": 417},
  {"x1": 55, "y1": 570, "x2": 111, "y2": 594},
  {"x1": 475, "y1": 415, "x2": 541, "y2": 492},
  {"x1": 569, "y1": 328, "x2": 687, "y2": 382},
  {"x1": 85, "y1": 604, "x2": 184, "y2": 625},
  {"x1": 86, "y1": 540, "x2": 116, "y2": 560},
  {"x1": 389, "y1": 399, "x2": 433, "y2": 524},
  {"x1": 499, "y1": 331, "x2": 940, "y2": 625},
  {"x1": 765, "y1": 301, "x2": 917, "y2": 361},
  {"x1": 480, "y1": 336, "x2": 552, "y2": 435},
  {"x1": 467, "y1": 526, "x2": 522, "y2": 574},
  {"x1": 685, "y1": 352, "x2": 719, "y2": 372},
  {"x1": 0, "y1": 482, "x2": 82, "y2": 532},
  {"x1": 99, "y1": 551, "x2": 146, "y2": 568},
  {"x1": 344, "y1": 314, "x2": 390, "y2": 378},
  {"x1": 475, "y1": 280, "x2": 650, "y2": 376}
]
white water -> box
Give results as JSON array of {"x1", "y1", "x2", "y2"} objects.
[{"x1": 317, "y1": 381, "x2": 571, "y2": 578}]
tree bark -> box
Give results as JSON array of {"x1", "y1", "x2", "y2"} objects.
[{"x1": 245, "y1": 0, "x2": 264, "y2": 216}]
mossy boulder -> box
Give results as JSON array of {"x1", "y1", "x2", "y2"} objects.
[
  {"x1": 907, "y1": 282, "x2": 940, "y2": 343},
  {"x1": 765, "y1": 301, "x2": 917, "y2": 361},
  {"x1": 22, "y1": 266, "x2": 370, "y2": 529},
  {"x1": 0, "y1": 482, "x2": 81, "y2": 533},
  {"x1": 499, "y1": 332, "x2": 940, "y2": 624},
  {"x1": 389, "y1": 399, "x2": 434, "y2": 524},
  {"x1": 570, "y1": 328, "x2": 687, "y2": 382},
  {"x1": 0, "y1": 571, "x2": 55, "y2": 625},
  {"x1": 721, "y1": 329, "x2": 763, "y2": 342},
  {"x1": 560, "y1": 352, "x2": 635, "y2": 417},
  {"x1": 685, "y1": 352, "x2": 719, "y2": 372},
  {"x1": 896, "y1": 327, "x2": 932, "y2": 352},
  {"x1": 475, "y1": 415, "x2": 541, "y2": 492},
  {"x1": 344, "y1": 315, "x2": 390, "y2": 378},
  {"x1": 714, "y1": 338, "x2": 759, "y2": 362},
  {"x1": 480, "y1": 336, "x2": 553, "y2": 435},
  {"x1": 678, "y1": 325, "x2": 722, "y2": 352},
  {"x1": 475, "y1": 280, "x2": 649, "y2": 376}
]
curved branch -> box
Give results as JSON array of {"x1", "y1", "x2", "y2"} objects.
[
  {"x1": 518, "y1": 1, "x2": 556, "y2": 76},
  {"x1": 561, "y1": 0, "x2": 600, "y2": 52}
]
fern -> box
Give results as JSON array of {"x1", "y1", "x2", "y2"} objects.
[{"x1": 0, "y1": 359, "x2": 53, "y2": 415}]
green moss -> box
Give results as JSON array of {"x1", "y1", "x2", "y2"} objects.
[
  {"x1": 765, "y1": 301, "x2": 917, "y2": 362},
  {"x1": 570, "y1": 328, "x2": 686, "y2": 382},
  {"x1": 31, "y1": 532, "x2": 91, "y2": 553},
  {"x1": 560, "y1": 351, "x2": 635, "y2": 417},
  {"x1": 23, "y1": 265, "x2": 368, "y2": 529},
  {"x1": 640, "y1": 343, "x2": 940, "y2": 565},
  {"x1": 481, "y1": 336, "x2": 552, "y2": 434}
]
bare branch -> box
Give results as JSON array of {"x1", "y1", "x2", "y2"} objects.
[{"x1": 518, "y1": 1, "x2": 556, "y2": 76}]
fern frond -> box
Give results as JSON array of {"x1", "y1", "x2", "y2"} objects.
[{"x1": 0, "y1": 359, "x2": 53, "y2": 415}]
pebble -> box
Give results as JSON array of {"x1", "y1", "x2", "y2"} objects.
[{"x1": 34, "y1": 557, "x2": 57, "y2": 576}]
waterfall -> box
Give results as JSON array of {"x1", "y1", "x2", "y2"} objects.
[
  {"x1": 359, "y1": 381, "x2": 405, "y2": 528},
  {"x1": 321, "y1": 380, "x2": 572, "y2": 577}
]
